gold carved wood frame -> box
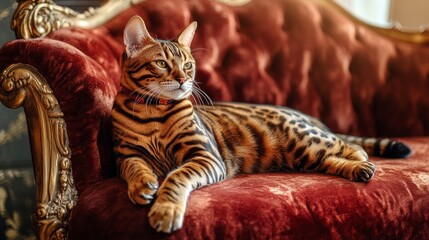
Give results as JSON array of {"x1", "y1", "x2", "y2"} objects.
[
  {"x1": 0, "y1": 64, "x2": 77, "y2": 239},
  {"x1": 1, "y1": 0, "x2": 429, "y2": 239}
]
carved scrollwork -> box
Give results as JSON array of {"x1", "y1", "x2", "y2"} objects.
[
  {"x1": 54, "y1": 118, "x2": 70, "y2": 156},
  {"x1": 0, "y1": 67, "x2": 30, "y2": 108},
  {"x1": 11, "y1": 0, "x2": 145, "y2": 39},
  {"x1": 0, "y1": 63, "x2": 78, "y2": 240},
  {"x1": 12, "y1": 0, "x2": 77, "y2": 39}
]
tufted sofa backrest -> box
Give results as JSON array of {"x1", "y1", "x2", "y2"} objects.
[{"x1": 102, "y1": 0, "x2": 429, "y2": 137}]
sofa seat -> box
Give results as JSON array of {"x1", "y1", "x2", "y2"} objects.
[{"x1": 69, "y1": 137, "x2": 429, "y2": 239}]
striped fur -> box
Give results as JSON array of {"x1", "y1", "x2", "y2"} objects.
[{"x1": 112, "y1": 16, "x2": 412, "y2": 233}]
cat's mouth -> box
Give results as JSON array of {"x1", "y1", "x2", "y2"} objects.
[
  {"x1": 149, "y1": 80, "x2": 193, "y2": 100},
  {"x1": 161, "y1": 87, "x2": 192, "y2": 100},
  {"x1": 170, "y1": 88, "x2": 191, "y2": 98}
]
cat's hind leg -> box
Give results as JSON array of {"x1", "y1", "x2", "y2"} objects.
[
  {"x1": 321, "y1": 156, "x2": 375, "y2": 182},
  {"x1": 319, "y1": 148, "x2": 375, "y2": 182},
  {"x1": 345, "y1": 143, "x2": 369, "y2": 162}
]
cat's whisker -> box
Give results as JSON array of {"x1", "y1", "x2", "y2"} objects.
[
  {"x1": 195, "y1": 89, "x2": 209, "y2": 106},
  {"x1": 190, "y1": 85, "x2": 202, "y2": 103},
  {"x1": 192, "y1": 86, "x2": 213, "y2": 108},
  {"x1": 131, "y1": 87, "x2": 147, "y2": 118},
  {"x1": 140, "y1": 87, "x2": 156, "y2": 113},
  {"x1": 193, "y1": 91, "x2": 205, "y2": 106},
  {"x1": 192, "y1": 89, "x2": 205, "y2": 107},
  {"x1": 191, "y1": 91, "x2": 206, "y2": 111},
  {"x1": 152, "y1": 87, "x2": 169, "y2": 108},
  {"x1": 145, "y1": 86, "x2": 164, "y2": 113},
  {"x1": 190, "y1": 94, "x2": 199, "y2": 106},
  {"x1": 194, "y1": 94, "x2": 208, "y2": 112},
  {"x1": 150, "y1": 87, "x2": 164, "y2": 108}
]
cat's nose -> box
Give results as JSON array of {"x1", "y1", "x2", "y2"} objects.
[{"x1": 177, "y1": 77, "x2": 186, "y2": 84}]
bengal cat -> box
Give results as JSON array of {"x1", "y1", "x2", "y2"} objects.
[{"x1": 112, "y1": 16, "x2": 412, "y2": 233}]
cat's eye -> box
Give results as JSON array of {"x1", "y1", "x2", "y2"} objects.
[
  {"x1": 183, "y1": 62, "x2": 193, "y2": 70},
  {"x1": 156, "y1": 60, "x2": 167, "y2": 68}
]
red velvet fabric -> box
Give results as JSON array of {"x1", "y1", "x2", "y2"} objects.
[
  {"x1": 69, "y1": 138, "x2": 429, "y2": 240},
  {"x1": 0, "y1": 0, "x2": 429, "y2": 238}
]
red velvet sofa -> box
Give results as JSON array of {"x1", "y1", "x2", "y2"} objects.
[{"x1": 0, "y1": 0, "x2": 428, "y2": 239}]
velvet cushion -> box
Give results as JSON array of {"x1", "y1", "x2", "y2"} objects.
[{"x1": 69, "y1": 137, "x2": 429, "y2": 240}]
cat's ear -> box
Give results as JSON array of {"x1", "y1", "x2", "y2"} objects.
[
  {"x1": 177, "y1": 21, "x2": 198, "y2": 48},
  {"x1": 124, "y1": 16, "x2": 154, "y2": 58}
]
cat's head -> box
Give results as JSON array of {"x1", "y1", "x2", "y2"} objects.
[{"x1": 121, "y1": 16, "x2": 197, "y2": 102}]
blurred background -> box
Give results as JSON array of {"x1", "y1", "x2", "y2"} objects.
[
  {"x1": 0, "y1": 0, "x2": 428, "y2": 239},
  {"x1": 0, "y1": 1, "x2": 34, "y2": 239},
  {"x1": 337, "y1": 0, "x2": 429, "y2": 30}
]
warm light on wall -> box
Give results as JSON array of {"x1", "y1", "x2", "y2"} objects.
[
  {"x1": 334, "y1": 0, "x2": 391, "y2": 27},
  {"x1": 335, "y1": 0, "x2": 429, "y2": 30}
]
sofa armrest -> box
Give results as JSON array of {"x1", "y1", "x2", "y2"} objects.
[
  {"x1": 0, "y1": 63, "x2": 78, "y2": 239},
  {"x1": 0, "y1": 35, "x2": 122, "y2": 188}
]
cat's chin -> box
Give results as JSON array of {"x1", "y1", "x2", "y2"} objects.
[{"x1": 162, "y1": 89, "x2": 192, "y2": 101}]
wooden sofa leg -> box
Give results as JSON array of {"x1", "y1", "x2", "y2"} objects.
[{"x1": 0, "y1": 63, "x2": 78, "y2": 240}]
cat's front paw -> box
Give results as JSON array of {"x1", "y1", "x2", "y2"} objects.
[
  {"x1": 351, "y1": 161, "x2": 376, "y2": 182},
  {"x1": 127, "y1": 173, "x2": 158, "y2": 205},
  {"x1": 148, "y1": 200, "x2": 185, "y2": 233}
]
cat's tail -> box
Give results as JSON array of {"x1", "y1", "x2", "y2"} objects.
[{"x1": 336, "y1": 134, "x2": 412, "y2": 159}]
